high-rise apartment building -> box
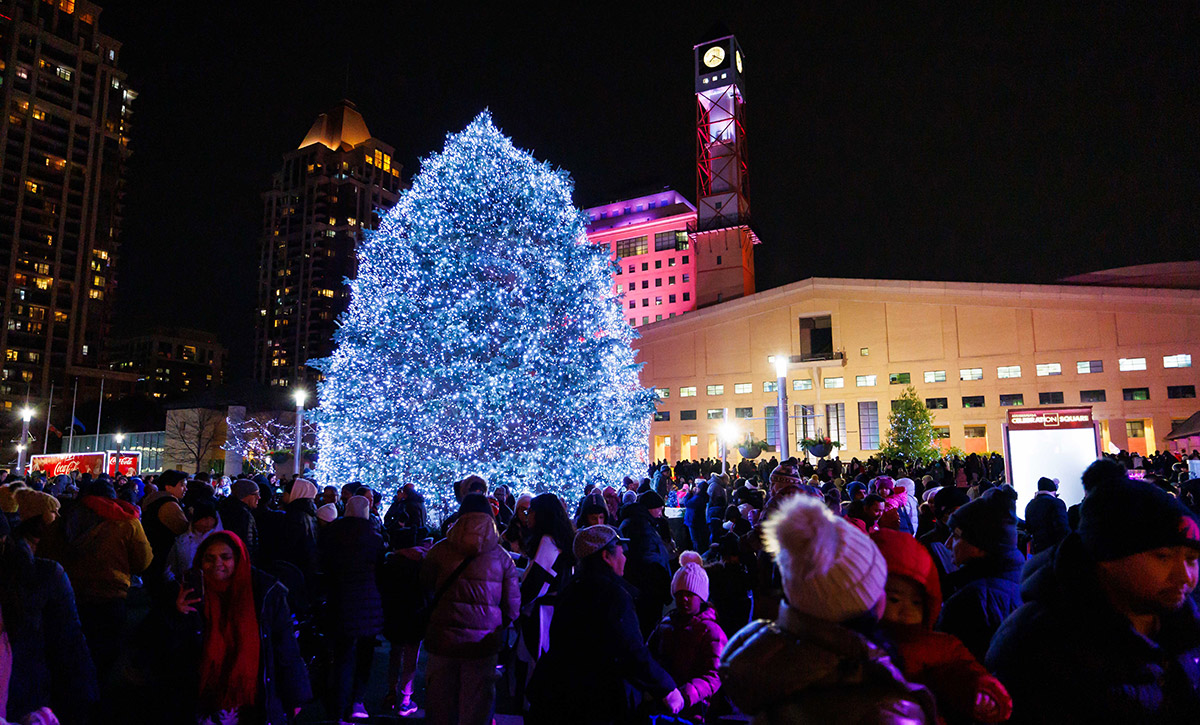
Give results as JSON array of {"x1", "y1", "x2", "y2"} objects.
[
  {"x1": 254, "y1": 100, "x2": 403, "y2": 389},
  {"x1": 108, "y1": 326, "x2": 226, "y2": 399},
  {"x1": 0, "y1": 0, "x2": 133, "y2": 408}
]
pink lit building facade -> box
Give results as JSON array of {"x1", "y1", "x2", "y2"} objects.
[{"x1": 586, "y1": 190, "x2": 699, "y2": 327}]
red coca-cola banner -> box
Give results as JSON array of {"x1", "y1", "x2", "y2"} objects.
[
  {"x1": 29, "y1": 452, "x2": 107, "y2": 478},
  {"x1": 1008, "y1": 407, "x2": 1094, "y2": 431},
  {"x1": 106, "y1": 451, "x2": 141, "y2": 476}
]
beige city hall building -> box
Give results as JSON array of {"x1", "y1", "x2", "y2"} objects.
[{"x1": 634, "y1": 275, "x2": 1200, "y2": 464}]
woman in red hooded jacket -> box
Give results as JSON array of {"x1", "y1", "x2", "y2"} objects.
[{"x1": 871, "y1": 528, "x2": 1012, "y2": 724}]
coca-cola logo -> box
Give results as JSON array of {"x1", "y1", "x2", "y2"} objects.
[{"x1": 49, "y1": 460, "x2": 81, "y2": 476}]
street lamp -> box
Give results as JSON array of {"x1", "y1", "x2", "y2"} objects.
[
  {"x1": 718, "y1": 414, "x2": 736, "y2": 475},
  {"x1": 293, "y1": 388, "x2": 307, "y2": 479},
  {"x1": 16, "y1": 407, "x2": 32, "y2": 475},
  {"x1": 774, "y1": 355, "x2": 790, "y2": 460},
  {"x1": 114, "y1": 432, "x2": 125, "y2": 477}
]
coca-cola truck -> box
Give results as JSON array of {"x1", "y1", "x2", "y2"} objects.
[{"x1": 29, "y1": 450, "x2": 141, "y2": 478}]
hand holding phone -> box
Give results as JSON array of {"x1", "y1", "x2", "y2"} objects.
[{"x1": 176, "y1": 568, "x2": 204, "y2": 615}]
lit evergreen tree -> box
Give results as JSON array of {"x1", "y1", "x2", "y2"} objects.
[
  {"x1": 881, "y1": 385, "x2": 941, "y2": 465},
  {"x1": 310, "y1": 112, "x2": 655, "y2": 520}
]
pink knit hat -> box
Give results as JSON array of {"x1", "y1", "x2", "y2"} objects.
[
  {"x1": 671, "y1": 550, "x2": 710, "y2": 601},
  {"x1": 763, "y1": 494, "x2": 886, "y2": 622}
]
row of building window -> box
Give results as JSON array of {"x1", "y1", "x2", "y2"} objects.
[
  {"x1": 616, "y1": 256, "x2": 691, "y2": 274},
  {"x1": 616, "y1": 274, "x2": 691, "y2": 292},
  {"x1": 631, "y1": 313, "x2": 677, "y2": 326},
  {"x1": 629, "y1": 293, "x2": 690, "y2": 309}
]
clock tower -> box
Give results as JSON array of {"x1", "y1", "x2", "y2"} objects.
[{"x1": 692, "y1": 27, "x2": 758, "y2": 307}]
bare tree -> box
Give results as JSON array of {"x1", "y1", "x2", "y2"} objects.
[{"x1": 165, "y1": 407, "x2": 226, "y2": 473}]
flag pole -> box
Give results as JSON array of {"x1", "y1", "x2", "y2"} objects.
[
  {"x1": 68, "y1": 378, "x2": 78, "y2": 453},
  {"x1": 94, "y1": 377, "x2": 104, "y2": 453},
  {"x1": 42, "y1": 381, "x2": 53, "y2": 454}
]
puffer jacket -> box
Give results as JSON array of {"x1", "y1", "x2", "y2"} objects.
[
  {"x1": 319, "y1": 515, "x2": 385, "y2": 638},
  {"x1": 649, "y1": 604, "x2": 727, "y2": 711},
  {"x1": 40, "y1": 494, "x2": 153, "y2": 602},
  {"x1": 720, "y1": 605, "x2": 938, "y2": 724},
  {"x1": 936, "y1": 545, "x2": 1024, "y2": 661},
  {"x1": 421, "y1": 511, "x2": 519, "y2": 658}
]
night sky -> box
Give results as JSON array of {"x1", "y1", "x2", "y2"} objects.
[{"x1": 100, "y1": 2, "x2": 1198, "y2": 380}]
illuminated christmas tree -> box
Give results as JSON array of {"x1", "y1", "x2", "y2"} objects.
[{"x1": 311, "y1": 112, "x2": 655, "y2": 520}]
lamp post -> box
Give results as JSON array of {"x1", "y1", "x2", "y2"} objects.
[
  {"x1": 718, "y1": 412, "x2": 735, "y2": 476},
  {"x1": 293, "y1": 388, "x2": 307, "y2": 479},
  {"x1": 16, "y1": 407, "x2": 32, "y2": 475},
  {"x1": 774, "y1": 355, "x2": 790, "y2": 460},
  {"x1": 114, "y1": 432, "x2": 125, "y2": 477}
]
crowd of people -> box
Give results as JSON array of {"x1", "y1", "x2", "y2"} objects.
[{"x1": 1, "y1": 446, "x2": 1198, "y2": 724}]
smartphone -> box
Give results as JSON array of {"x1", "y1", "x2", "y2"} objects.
[{"x1": 182, "y1": 567, "x2": 205, "y2": 605}]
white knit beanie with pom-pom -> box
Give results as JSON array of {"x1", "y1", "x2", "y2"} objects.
[
  {"x1": 671, "y1": 550, "x2": 710, "y2": 602},
  {"x1": 763, "y1": 494, "x2": 886, "y2": 622}
]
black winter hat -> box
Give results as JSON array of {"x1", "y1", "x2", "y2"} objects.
[
  {"x1": 157, "y1": 469, "x2": 187, "y2": 491},
  {"x1": 947, "y1": 487, "x2": 1018, "y2": 553},
  {"x1": 458, "y1": 493, "x2": 493, "y2": 516},
  {"x1": 637, "y1": 490, "x2": 665, "y2": 510},
  {"x1": 931, "y1": 486, "x2": 969, "y2": 514},
  {"x1": 1079, "y1": 479, "x2": 1200, "y2": 562},
  {"x1": 1037, "y1": 477, "x2": 1058, "y2": 492}
]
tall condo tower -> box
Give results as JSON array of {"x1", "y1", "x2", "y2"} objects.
[{"x1": 692, "y1": 27, "x2": 758, "y2": 308}]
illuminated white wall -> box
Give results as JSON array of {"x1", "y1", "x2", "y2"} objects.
[{"x1": 1006, "y1": 426, "x2": 1099, "y2": 514}]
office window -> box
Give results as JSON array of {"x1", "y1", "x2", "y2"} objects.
[
  {"x1": 734, "y1": 383, "x2": 752, "y2": 394},
  {"x1": 964, "y1": 425, "x2": 987, "y2": 439},
  {"x1": 856, "y1": 375, "x2": 877, "y2": 387},
  {"x1": 933, "y1": 426, "x2": 951, "y2": 440},
  {"x1": 1164, "y1": 354, "x2": 1192, "y2": 368},
  {"x1": 707, "y1": 409, "x2": 724, "y2": 420},
  {"x1": 642, "y1": 281, "x2": 649, "y2": 289},
  {"x1": 926, "y1": 397, "x2": 948, "y2": 409},
  {"x1": 824, "y1": 377, "x2": 844, "y2": 389},
  {"x1": 628, "y1": 301, "x2": 635, "y2": 309},
  {"x1": 682, "y1": 274, "x2": 690, "y2": 282},
  {"x1": 641, "y1": 298, "x2": 648, "y2": 307},
  {"x1": 962, "y1": 395, "x2": 986, "y2": 408},
  {"x1": 826, "y1": 403, "x2": 847, "y2": 446},
  {"x1": 655, "y1": 297, "x2": 662, "y2": 306},
  {"x1": 666, "y1": 294, "x2": 675, "y2": 304},
  {"x1": 653, "y1": 411, "x2": 670, "y2": 422},
  {"x1": 680, "y1": 386, "x2": 697, "y2": 397},
  {"x1": 668, "y1": 276, "x2": 676, "y2": 285},
  {"x1": 763, "y1": 380, "x2": 778, "y2": 392},
  {"x1": 999, "y1": 394, "x2": 1025, "y2": 407},
  {"x1": 614, "y1": 236, "x2": 648, "y2": 259},
  {"x1": 682, "y1": 293, "x2": 690, "y2": 302},
  {"x1": 861, "y1": 348, "x2": 870, "y2": 356},
  {"x1": 706, "y1": 384, "x2": 724, "y2": 396},
  {"x1": 889, "y1": 372, "x2": 911, "y2": 385},
  {"x1": 680, "y1": 409, "x2": 697, "y2": 420},
  {"x1": 1039, "y1": 391, "x2": 1065, "y2": 404},
  {"x1": 924, "y1": 370, "x2": 946, "y2": 383},
  {"x1": 734, "y1": 407, "x2": 752, "y2": 419},
  {"x1": 655, "y1": 278, "x2": 662, "y2": 286},
  {"x1": 642, "y1": 317, "x2": 649, "y2": 325},
  {"x1": 654, "y1": 231, "x2": 677, "y2": 252},
  {"x1": 1036, "y1": 363, "x2": 1062, "y2": 377},
  {"x1": 858, "y1": 401, "x2": 880, "y2": 450},
  {"x1": 793, "y1": 379, "x2": 813, "y2": 391},
  {"x1": 628, "y1": 265, "x2": 635, "y2": 273},
  {"x1": 960, "y1": 368, "x2": 983, "y2": 381},
  {"x1": 654, "y1": 387, "x2": 669, "y2": 398},
  {"x1": 675, "y1": 230, "x2": 689, "y2": 250},
  {"x1": 1119, "y1": 357, "x2": 1147, "y2": 372},
  {"x1": 1123, "y1": 387, "x2": 1150, "y2": 401},
  {"x1": 642, "y1": 263, "x2": 649, "y2": 271},
  {"x1": 765, "y1": 405, "x2": 779, "y2": 446},
  {"x1": 795, "y1": 404, "x2": 816, "y2": 439},
  {"x1": 1080, "y1": 389, "x2": 1106, "y2": 403},
  {"x1": 997, "y1": 365, "x2": 1022, "y2": 379},
  {"x1": 1126, "y1": 420, "x2": 1145, "y2": 439},
  {"x1": 1077, "y1": 360, "x2": 1103, "y2": 374},
  {"x1": 1168, "y1": 385, "x2": 1196, "y2": 399}
]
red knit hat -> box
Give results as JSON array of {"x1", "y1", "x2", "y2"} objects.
[{"x1": 871, "y1": 529, "x2": 942, "y2": 628}]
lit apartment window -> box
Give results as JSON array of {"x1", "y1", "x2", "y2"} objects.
[
  {"x1": 933, "y1": 426, "x2": 950, "y2": 440},
  {"x1": 706, "y1": 409, "x2": 724, "y2": 420},
  {"x1": 680, "y1": 386, "x2": 696, "y2": 397},
  {"x1": 1080, "y1": 389, "x2": 1106, "y2": 403},
  {"x1": 962, "y1": 395, "x2": 986, "y2": 408},
  {"x1": 1077, "y1": 360, "x2": 1103, "y2": 374},
  {"x1": 997, "y1": 366, "x2": 1021, "y2": 379},
  {"x1": 960, "y1": 368, "x2": 983, "y2": 381},
  {"x1": 1164, "y1": 354, "x2": 1192, "y2": 368},
  {"x1": 856, "y1": 375, "x2": 876, "y2": 387},
  {"x1": 793, "y1": 379, "x2": 813, "y2": 391},
  {"x1": 888, "y1": 372, "x2": 910, "y2": 385},
  {"x1": 734, "y1": 383, "x2": 752, "y2": 394},
  {"x1": 824, "y1": 377, "x2": 844, "y2": 389},
  {"x1": 706, "y1": 384, "x2": 724, "y2": 395},
  {"x1": 654, "y1": 296, "x2": 662, "y2": 306},
  {"x1": 1036, "y1": 363, "x2": 1061, "y2": 377},
  {"x1": 964, "y1": 425, "x2": 987, "y2": 439},
  {"x1": 1122, "y1": 387, "x2": 1150, "y2": 401},
  {"x1": 653, "y1": 411, "x2": 670, "y2": 422},
  {"x1": 924, "y1": 370, "x2": 946, "y2": 383},
  {"x1": 735, "y1": 407, "x2": 752, "y2": 418},
  {"x1": 763, "y1": 380, "x2": 778, "y2": 392},
  {"x1": 999, "y1": 394, "x2": 1025, "y2": 407},
  {"x1": 926, "y1": 397, "x2": 948, "y2": 409},
  {"x1": 654, "y1": 387, "x2": 669, "y2": 398},
  {"x1": 56, "y1": 67, "x2": 72, "y2": 82},
  {"x1": 1119, "y1": 358, "x2": 1146, "y2": 372}
]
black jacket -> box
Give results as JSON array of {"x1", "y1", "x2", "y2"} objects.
[
  {"x1": 618, "y1": 502, "x2": 671, "y2": 580},
  {"x1": 1024, "y1": 493, "x2": 1069, "y2": 554},
  {"x1": 277, "y1": 498, "x2": 319, "y2": 586},
  {"x1": 526, "y1": 566, "x2": 676, "y2": 724},
  {"x1": 318, "y1": 516, "x2": 385, "y2": 638},
  {"x1": 987, "y1": 533, "x2": 1200, "y2": 724},
  {"x1": 935, "y1": 545, "x2": 1024, "y2": 661},
  {"x1": 218, "y1": 496, "x2": 260, "y2": 561}
]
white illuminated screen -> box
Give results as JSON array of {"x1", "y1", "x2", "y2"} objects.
[{"x1": 1006, "y1": 426, "x2": 1099, "y2": 514}]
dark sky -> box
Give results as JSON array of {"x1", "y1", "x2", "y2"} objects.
[{"x1": 100, "y1": 2, "x2": 1198, "y2": 380}]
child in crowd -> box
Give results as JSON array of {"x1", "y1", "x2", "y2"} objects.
[
  {"x1": 871, "y1": 529, "x2": 1012, "y2": 724},
  {"x1": 164, "y1": 498, "x2": 221, "y2": 583},
  {"x1": 649, "y1": 551, "x2": 727, "y2": 722}
]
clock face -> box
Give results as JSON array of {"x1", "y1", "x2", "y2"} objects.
[
  {"x1": 736, "y1": 50, "x2": 743, "y2": 73},
  {"x1": 702, "y1": 45, "x2": 726, "y2": 68}
]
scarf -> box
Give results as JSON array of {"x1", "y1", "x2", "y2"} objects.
[{"x1": 196, "y1": 532, "x2": 260, "y2": 712}]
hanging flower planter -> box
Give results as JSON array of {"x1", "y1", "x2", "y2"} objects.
[{"x1": 800, "y1": 436, "x2": 840, "y2": 459}]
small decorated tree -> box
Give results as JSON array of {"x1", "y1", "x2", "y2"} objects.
[{"x1": 881, "y1": 385, "x2": 941, "y2": 465}]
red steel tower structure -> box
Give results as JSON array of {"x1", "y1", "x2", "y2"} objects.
[{"x1": 692, "y1": 27, "x2": 759, "y2": 308}]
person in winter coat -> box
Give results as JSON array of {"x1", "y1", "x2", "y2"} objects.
[
  {"x1": 937, "y1": 486, "x2": 1024, "y2": 661},
  {"x1": 649, "y1": 551, "x2": 728, "y2": 722},
  {"x1": 421, "y1": 493, "x2": 520, "y2": 725},
  {"x1": 164, "y1": 499, "x2": 222, "y2": 584},
  {"x1": 166, "y1": 531, "x2": 311, "y2": 725},
  {"x1": 526, "y1": 525, "x2": 683, "y2": 724},
  {"x1": 218, "y1": 479, "x2": 261, "y2": 562},
  {"x1": 277, "y1": 478, "x2": 320, "y2": 589},
  {"x1": 720, "y1": 495, "x2": 937, "y2": 724},
  {"x1": 141, "y1": 469, "x2": 190, "y2": 590},
  {"x1": 706, "y1": 474, "x2": 729, "y2": 543},
  {"x1": 318, "y1": 495, "x2": 385, "y2": 722},
  {"x1": 617, "y1": 496, "x2": 674, "y2": 639},
  {"x1": 872, "y1": 529, "x2": 1012, "y2": 724},
  {"x1": 379, "y1": 526, "x2": 433, "y2": 717},
  {"x1": 682, "y1": 481, "x2": 710, "y2": 552},
  {"x1": 705, "y1": 533, "x2": 754, "y2": 638},
  {"x1": 988, "y1": 478, "x2": 1200, "y2": 724},
  {"x1": 1023, "y1": 477, "x2": 1069, "y2": 554},
  {"x1": 0, "y1": 513, "x2": 97, "y2": 724}
]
